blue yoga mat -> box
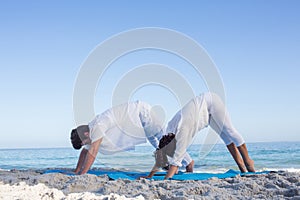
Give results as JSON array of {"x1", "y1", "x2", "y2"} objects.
[{"x1": 43, "y1": 169, "x2": 270, "y2": 181}]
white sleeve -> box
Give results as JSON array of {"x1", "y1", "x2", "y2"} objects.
[
  {"x1": 146, "y1": 130, "x2": 161, "y2": 149},
  {"x1": 89, "y1": 112, "x2": 115, "y2": 143},
  {"x1": 90, "y1": 123, "x2": 106, "y2": 143},
  {"x1": 144, "y1": 120, "x2": 162, "y2": 149},
  {"x1": 141, "y1": 106, "x2": 163, "y2": 149},
  {"x1": 169, "y1": 126, "x2": 194, "y2": 167}
]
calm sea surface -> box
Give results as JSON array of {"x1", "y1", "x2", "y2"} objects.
[{"x1": 0, "y1": 142, "x2": 299, "y2": 173}]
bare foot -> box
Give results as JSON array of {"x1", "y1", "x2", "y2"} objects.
[
  {"x1": 186, "y1": 160, "x2": 194, "y2": 172},
  {"x1": 245, "y1": 159, "x2": 255, "y2": 172},
  {"x1": 238, "y1": 165, "x2": 247, "y2": 173}
]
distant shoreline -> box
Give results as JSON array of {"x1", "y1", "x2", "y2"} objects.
[{"x1": 1, "y1": 141, "x2": 299, "y2": 150}]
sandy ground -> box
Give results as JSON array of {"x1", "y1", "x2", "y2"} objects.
[{"x1": 0, "y1": 169, "x2": 299, "y2": 200}]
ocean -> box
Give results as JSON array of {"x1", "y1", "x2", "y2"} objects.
[{"x1": 0, "y1": 142, "x2": 299, "y2": 173}]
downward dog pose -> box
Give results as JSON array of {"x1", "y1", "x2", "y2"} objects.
[
  {"x1": 70, "y1": 101, "x2": 194, "y2": 175},
  {"x1": 146, "y1": 92, "x2": 255, "y2": 179}
]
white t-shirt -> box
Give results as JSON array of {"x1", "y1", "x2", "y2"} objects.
[
  {"x1": 166, "y1": 94, "x2": 209, "y2": 167},
  {"x1": 84, "y1": 101, "x2": 163, "y2": 154}
]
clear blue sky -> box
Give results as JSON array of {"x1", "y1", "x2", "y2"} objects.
[{"x1": 0, "y1": 1, "x2": 299, "y2": 148}]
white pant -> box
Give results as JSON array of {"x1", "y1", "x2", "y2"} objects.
[{"x1": 204, "y1": 93, "x2": 245, "y2": 147}]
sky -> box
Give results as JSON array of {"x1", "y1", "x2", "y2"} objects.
[{"x1": 0, "y1": 1, "x2": 299, "y2": 148}]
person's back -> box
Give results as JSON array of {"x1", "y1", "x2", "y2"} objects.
[{"x1": 85, "y1": 101, "x2": 155, "y2": 154}]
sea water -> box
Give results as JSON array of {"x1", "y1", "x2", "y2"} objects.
[{"x1": 0, "y1": 142, "x2": 299, "y2": 173}]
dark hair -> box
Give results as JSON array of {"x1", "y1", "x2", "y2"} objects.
[
  {"x1": 155, "y1": 133, "x2": 176, "y2": 169},
  {"x1": 70, "y1": 129, "x2": 82, "y2": 150},
  {"x1": 158, "y1": 133, "x2": 176, "y2": 150}
]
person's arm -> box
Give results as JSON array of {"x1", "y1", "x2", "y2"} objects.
[
  {"x1": 74, "y1": 148, "x2": 88, "y2": 174},
  {"x1": 147, "y1": 170, "x2": 158, "y2": 178},
  {"x1": 140, "y1": 164, "x2": 160, "y2": 179},
  {"x1": 79, "y1": 138, "x2": 102, "y2": 175},
  {"x1": 164, "y1": 165, "x2": 179, "y2": 180},
  {"x1": 148, "y1": 164, "x2": 160, "y2": 178},
  {"x1": 164, "y1": 127, "x2": 192, "y2": 179}
]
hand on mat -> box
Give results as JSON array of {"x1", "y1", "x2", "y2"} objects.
[
  {"x1": 165, "y1": 165, "x2": 179, "y2": 180},
  {"x1": 137, "y1": 175, "x2": 152, "y2": 180}
]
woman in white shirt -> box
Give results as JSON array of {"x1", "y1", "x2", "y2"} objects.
[
  {"x1": 146, "y1": 92, "x2": 255, "y2": 179},
  {"x1": 70, "y1": 101, "x2": 194, "y2": 175}
]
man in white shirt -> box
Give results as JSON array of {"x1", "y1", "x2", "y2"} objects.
[
  {"x1": 70, "y1": 101, "x2": 194, "y2": 175},
  {"x1": 146, "y1": 92, "x2": 255, "y2": 179}
]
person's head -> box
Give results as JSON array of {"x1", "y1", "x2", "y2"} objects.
[
  {"x1": 70, "y1": 125, "x2": 90, "y2": 150},
  {"x1": 154, "y1": 133, "x2": 176, "y2": 169}
]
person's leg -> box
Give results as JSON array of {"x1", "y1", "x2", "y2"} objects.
[
  {"x1": 186, "y1": 160, "x2": 194, "y2": 172},
  {"x1": 210, "y1": 117, "x2": 247, "y2": 172},
  {"x1": 204, "y1": 93, "x2": 245, "y2": 146},
  {"x1": 237, "y1": 143, "x2": 255, "y2": 172},
  {"x1": 182, "y1": 152, "x2": 194, "y2": 172},
  {"x1": 226, "y1": 143, "x2": 247, "y2": 172},
  {"x1": 206, "y1": 92, "x2": 255, "y2": 172}
]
